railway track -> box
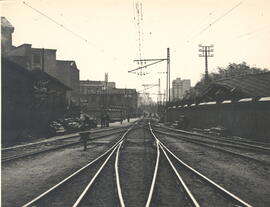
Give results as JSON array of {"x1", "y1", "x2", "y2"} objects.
[
  {"x1": 2, "y1": 126, "x2": 130, "y2": 163},
  {"x1": 148, "y1": 122, "x2": 252, "y2": 207},
  {"x1": 158, "y1": 124, "x2": 270, "y2": 150},
  {"x1": 192, "y1": 127, "x2": 270, "y2": 147},
  {"x1": 22, "y1": 125, "x2": 135, "y2": 207},
  {"x1": 3, "y1": 120, "x2": 267, "y2": 206},
  {"x1": 116, "y1": 124, "x2": 157, "y2": 207},
  {"x1": 151, "y1": 125, "x2": 270, "y2": 166},
  {"x1": 2, "y1": 125, "x2": 130, "y2": 152}
]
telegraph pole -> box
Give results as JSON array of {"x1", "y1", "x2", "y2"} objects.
[{"x1": 198, "y1": 44, "x2": 214, "y2": 83}]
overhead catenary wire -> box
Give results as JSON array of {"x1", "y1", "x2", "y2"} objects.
[
  {"x1": 21, "y1": 0, "x2": 124, "y2": 65},
  {"x1": 235, "y1": 24, "x2": 270, "y2": 39},
  {"x1": 22, "y1": 1, "x2": 89, "y2": 43},
  {"x1": 188, "y1": 1, "x2": 243, "y2": 42},
  {"x1": 185, "y1": 8, "x2": 217, "y2": 42}
]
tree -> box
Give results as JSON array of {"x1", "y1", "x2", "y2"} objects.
[
  {"x1": 182, "y1": 62, "x2": 269, "y2": 103},
  {"x1": 212, "y1": 62, "x2": 268, "y2": 80}
]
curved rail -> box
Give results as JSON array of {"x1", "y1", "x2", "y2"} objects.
[
  {"x1": 115, "y1": 141, "x2": 125, "y2": 207},
  {"x1": 72, "y1": 142, "x2": 120, "y2": 207},
  {"x1": 149, "y1": 124, "x2": 199, "y2": 207},
  {"x1": 152, "y1": 128, "x2": 270, "y2": 166},
  {"x1": 145, "y1": 135, "x2": 160, "y2": 207},
  {"x1": 22, "y1": 125, "x2": 134, "y2": 207},
  {"x1": 159, "y1": 144, "x2": 200, "y2": 207},
  {"x1": 150, "y1": 123, "x2": 252, "y2": 207}
]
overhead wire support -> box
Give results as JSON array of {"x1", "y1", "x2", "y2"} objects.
[
  {"x1": 129, "y1": 48, "x2": 171, "y2": 103},
  {"x1": 133, "y1": 58, "x2": 168, "y2": 62},
  {"x1": 128, "y1": 59, "x2": 165, "y2": 73},
  {"x1": 139, "y1": 84, "x2": 158, "y2": 92}
]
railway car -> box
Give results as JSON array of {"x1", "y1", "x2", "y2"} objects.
[
  {"x1": 107, "y1": 108, "x2": 123, "y2": 122},
  {"x1": 83, "y1": 108, "x2": 124, "y2": 124}
]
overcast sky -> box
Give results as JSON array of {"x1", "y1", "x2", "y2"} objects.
[{"x1": 1, "y1": 0, "x2": 270, "y2": 100}]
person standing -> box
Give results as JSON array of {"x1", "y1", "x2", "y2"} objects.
[
  {"x1": 100, "y1": 113, "x2": 104, "y2": 128},
  {"x1": 105, "y1": 113, "x2": 110, "y2": 127}
]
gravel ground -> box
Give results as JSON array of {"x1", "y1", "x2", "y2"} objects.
[
  {"x1": 2, "y1": 118, "x2": 137, "y2": 149},
  {"x1": 78, "y1": 155, "x2": 119, "y2": 207},
  {"x1": 150, "y1": 152, "x2": 191, "y2": 207},
  {"x1": 31, "y1": 153, "x2": 109, "y2": 207},
  {"x1": 118, "y1": 128, "x2": 156, "y2": 207},
  {"x1": 170, "y1": 154, "x2": 233, "y2": 207},
  {"x1": 2, "y1": 128, "x2": 126, "y2": 162},
  {"x1": 156, "y1": 133, "x2": 270, "y2": 207},
  {"x1": 1, "y1": 133, "x2": 122, "y2": 207},
  {"x1": 161, "y1": 125, "x2": 270, "y2": 147},
  {"x1": 154, "y1": 126, "x2": 270, "y2": 164},
  {"x1": 3, "y1": 120, "x2": 269, "y2": 207}
]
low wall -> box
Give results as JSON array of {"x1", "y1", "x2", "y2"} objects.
[{"x1": 168, "y1": 100, "x2": 270, "y2": 142}]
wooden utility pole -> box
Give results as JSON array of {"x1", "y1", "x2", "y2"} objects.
[{"x1": 198, "y1": 44, "x2": 214, "y2": 83}]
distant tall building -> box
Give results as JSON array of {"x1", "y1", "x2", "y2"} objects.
[{"x1": 172, "y1": 78, "x2": 191, "y2": 100}]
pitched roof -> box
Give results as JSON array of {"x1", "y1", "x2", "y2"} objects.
[
  {"x1": 202, "y1": 72, "x2": 270, "y2": 100},
  {"x1": 2, "y1": 57, "x2": 35, "y2": 79}
]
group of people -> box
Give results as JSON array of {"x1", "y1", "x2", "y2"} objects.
[
  {"x1": 79, "y1": 114, "x2": 95, "y2": 130},
  {"x1": 100, "y1": 113, "x2": 110, "y2": 128}
]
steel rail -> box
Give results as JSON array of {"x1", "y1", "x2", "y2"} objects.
[
  {"x1": 2, "y1": 125, "x2": 130, "y2": 152},
  {"x1": 22, "y1": 126, "x2": 134, "y2": 207},
  {"x1": 192, "y1": 128, "x2": 270, "y2": 147},
  {"x1": 157, "y1": 127, "x2": 270, "y2": 154},
  {"x1": 72, "y1": 142, "x2": 120, "y2": 207},
  {"x1": 159, "y1": 144, "x2": 200, "y2": 207},
  {"x1": 115, "y1": 141, "x2": 125, "y2": 207},
  {"x1": 2, "y1": 134, "x2": 79, "y2": 151},
  {"x1": 145, "y1": 132, "x2": 160, "y2": 207},
  {"x1": 152, "y1": 128, "x2": 253, "y2": 207},
  {"x1": 152, "y1": 128, "x2": 270, "y2": 166},
  {"x1": 148, "y1": 124, "x2": 199, "y2": 207},
  {"x1": 157, "y1": 125, "x2": 270, "y2": 152},
  {"x1": 2, "y1": 129, "x2": 127, "y2": 163}
]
